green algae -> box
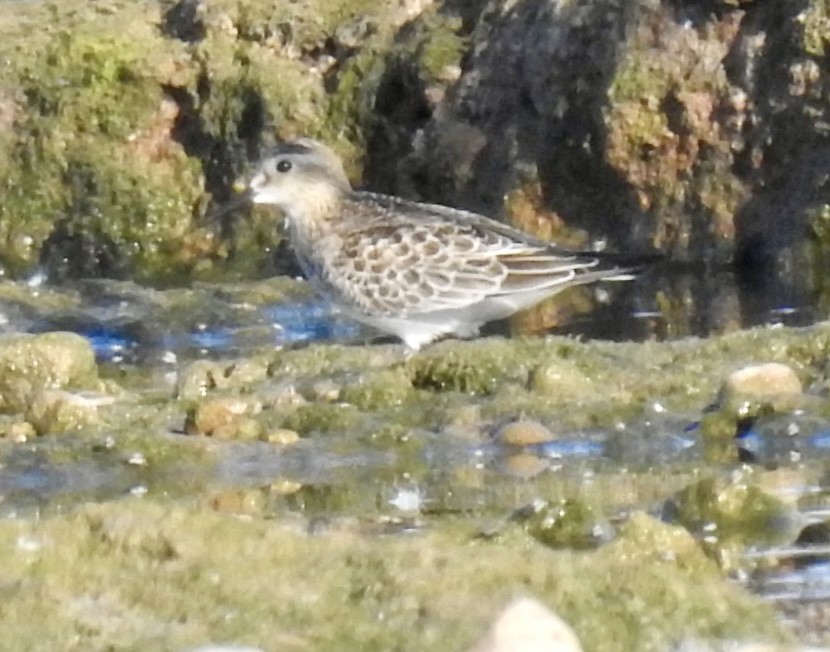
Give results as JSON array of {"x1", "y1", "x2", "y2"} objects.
[
  {"x1": 0, "y1": 499, "x2": 790, "y2": 651},
  {"x1": 609, "y1": 50, "x2": 674, "y2": 105},
  {"x1": 170, "y1": 321, "x2": 830, "y2": 441},
  {"x1": 0, "y1": 317, "x2": 826, "y2": 646},
  {"x1": 0, "y1": 326, "x2": 216, "y2": 478},
  {"x1": 0, "y1": 0, "x2": 428, "y2": 282},
  {"x1": 395, "y1": 12, "x2": 468, "y2": 85},
  {"x1": 0, "y1": 296, "x2": 828, "y2": 645},
  {"x1": 0, "y1": 1, "x2": 204, "y2": 280},
  {"x1": 605, "y1": 9, "x2": 745, "y2": 251},
  {"x1": 177, "y1": 358, "x2": 272, "y2": 402},
  {"x1": 338, "y1": 367, "x2": 413, "y2": 410},
  {"x1": 191, "y1": 0, "x2": 446, "y2": 176},
  {"x1": 407, "y1": 342, "x2": 522, "y2": 394},
  {"x1": 523, "y1": 497, "x2": 609, "y2": 550},
  {"x1": 0, "y1": 332, "x2": 100, "y2": 415},
  {"x1": 668, "y1": 471, "x2": 802, "y2": 572},
  {"x1": 810, "y1": 204, "x2": 830, "y2": 243},
  {"x1": 802, "y1": 0, "x2": 830, "y2": 57},
  {"x1": 269, "y1": 342, "x2": 404, "y2": 379},
  {"x1": 279, "y1": 401, "x2": 365, "y2": 435},
  {"x1": 199, "y1": 0, "x2": 393, "y2": 52},
  {"x1": 322, "y1": 7, "x2": 467, "y2": 169},
  {"x1": 0, "y1": 281, "x2": 83, "y2": 315}
]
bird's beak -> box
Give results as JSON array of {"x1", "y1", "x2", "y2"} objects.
[
  {"x1": 246, "y1": 172, "x2": 267, "y2": 204},
  {"x1": 205, "y1": 182, "x2": 254, "y2": 224}
]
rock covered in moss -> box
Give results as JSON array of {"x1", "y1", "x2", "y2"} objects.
[
  {"x1": 0, "y1": 332, "x2": 101, "y2": 415},
  {"x1": 176, "y1": 358, "x2": 270, "y2": 401},
  {"x1": 664, "y1": 471, "x2": 800, "y2": 568},
  {"x1": 529, "y1": 357, "x2": 600, "y2": 401},
  {"x1": 27, "y1": 389, "x2": 108, "y2": 435},
  {"x1": 521, "y1": 498, "x2": 614, "y2": 551},
  {"x1": 184, "y1": 395, "x2": 263, "y2": 439},
  {"x1": 371, "y1": 0, "x2": 830, "y2": 302},
  {"x1": 0, "y1": 499, "x2": 791, "y2": 650},
  {"x1": 0, "y1": 0, "x2": 433, "y2": 282},
  {"x1": 0, "y1": 2, "x2": 205, "y2": 280},
  {"x1": 0, "y1": 0, "x2": 828, "y2": 297}
]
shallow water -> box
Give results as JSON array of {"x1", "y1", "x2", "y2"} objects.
[
  {"x1": 3, "y1": 261, "x2": 825, "y2": 364},
  {"x1": 558, "y1": 262, "x2": 827, "y2": 341},
  {"x1": 1, "y1": 267, "x2": 830, "y2": 643}
]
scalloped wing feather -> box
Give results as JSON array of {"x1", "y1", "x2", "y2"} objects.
[{"x1": 316, "y1": 193, "x2": 627, "y2": 318}]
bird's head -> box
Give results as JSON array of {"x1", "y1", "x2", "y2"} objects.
[{"x1": 246, "y1": 138, "x2": 352, "y2": 221}]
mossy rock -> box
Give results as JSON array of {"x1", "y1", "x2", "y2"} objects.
[
  {"x1": 0, "y1": 499, "x2": 792, "y2": 650},
  {"x1": 0, "y1": 332, "x2": 100, "y2": 414},
  {"x1": 0, "y1": 0, "x2": 423, "y2": 282}
]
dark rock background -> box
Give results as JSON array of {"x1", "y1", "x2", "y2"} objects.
[{"x1": 0, "y1": 0, "x2": 828, "y2": 290}]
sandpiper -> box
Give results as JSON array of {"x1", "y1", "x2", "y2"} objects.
[{"x1": 237, "y1": 138, "x2": 641, "y2": 350}]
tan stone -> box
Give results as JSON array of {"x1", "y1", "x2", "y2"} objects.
[
  {"x1": 493, "y1": 419, "x2": 556, "y2": 446},
  {"x1": 470, "y1": 597, "x2": 583, "y2": 652},
  {"x1": 721, "y1": 363, "x2": 803, "y2": 403}
]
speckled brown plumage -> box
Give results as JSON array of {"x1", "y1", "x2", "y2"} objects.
[{"x1": 246, "y1": 138, "x2": 637, "y2": 350}]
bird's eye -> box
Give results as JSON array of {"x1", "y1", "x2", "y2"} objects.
[{"x1": 276, "y1": 159, "x2": 292, "y2": 173}]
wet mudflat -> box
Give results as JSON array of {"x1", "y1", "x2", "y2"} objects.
[{"x1": 0, "y1": 275, "x2": 828, "y2": 650}]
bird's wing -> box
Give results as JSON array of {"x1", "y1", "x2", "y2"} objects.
[
  {"x1": 357, "y1": 191, "x2": 555, "y2": 248},
  {"x1": 327, "y1": 221, "x2": 503, "y2": 315},
  {"x1": 327, "y1": 217, "x2": 605, "y2": 317}
]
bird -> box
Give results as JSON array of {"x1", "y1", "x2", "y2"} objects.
[{"x1": 232, "y1": 137, "x2": 643, "y2": 351}]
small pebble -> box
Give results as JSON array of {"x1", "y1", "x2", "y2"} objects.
[
  {"x1": 469, "y1": 597, "x2": 583, "y2": 652},
  {"x1": 264, "y1": 428, "x2": 300, "y2": 445},
  {"x1": 493, "y1": 419, "x2": 557, "y2": 446},
  {"x1": 720, "y1": 363, "x2": 803, "y2": 403},
  {"x1": 125, "y1": 452, "x2": 147, "y2": 467}
]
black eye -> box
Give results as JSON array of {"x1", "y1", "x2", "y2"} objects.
[{"x1": 276, "y1": 159, "x2": 292, "y2": 173}]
